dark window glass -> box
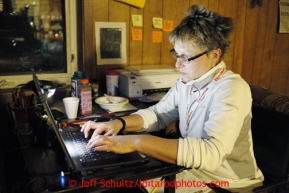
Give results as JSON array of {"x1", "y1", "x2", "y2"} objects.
[{"x1": 0, "y1": 0, "x2": 66, "y2": 75}]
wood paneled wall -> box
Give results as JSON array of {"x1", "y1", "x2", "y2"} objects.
[{"x1": 80, "y1": 0, "x2": 289, "y2": 95}]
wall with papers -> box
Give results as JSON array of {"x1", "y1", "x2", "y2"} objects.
[{"x1": 79, "y1": 0, "x2": 289, "y2": 96}]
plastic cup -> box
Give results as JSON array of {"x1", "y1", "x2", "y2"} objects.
[
  {"x1": 106, "y1": 70, "x2": 119, "y2": 96},
  {"x1": 63, "y1": 97, "x2": 79, "y2": 119}
]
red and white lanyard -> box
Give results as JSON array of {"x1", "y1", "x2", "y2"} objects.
[{"x1": 185, "y1": 67, "x2": 226, "y2": 126}]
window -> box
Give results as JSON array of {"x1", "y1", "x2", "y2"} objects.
[{"x1": 0, "y1": 0, "x2": 78, "y2": 88}]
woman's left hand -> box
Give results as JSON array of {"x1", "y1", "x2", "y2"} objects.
[{"x1": 87, "y1": 135, "x2": 136, "y2": 154}]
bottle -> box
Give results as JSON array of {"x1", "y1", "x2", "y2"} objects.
[
  {"x1": 78, "y1": 78, "x2": 92, "y2": 115},
  {"x1": 71, "y1": 71, "x2": 86, "y2": 97},
  {"x1": 106, "y1": 70, "x2": 119, "y2": 96}
]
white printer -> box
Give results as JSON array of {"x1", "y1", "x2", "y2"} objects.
[{"x1": 118, "y1": 65, "x2": 180, "y2": 100}]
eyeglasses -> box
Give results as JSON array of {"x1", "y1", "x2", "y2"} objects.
[{"x1": 170, "y1": 49, "x2": 210, "y2": 64}]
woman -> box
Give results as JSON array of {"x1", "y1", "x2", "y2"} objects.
[{"x1": 81, "y1": 5, "x2": 263, "y2": 192}]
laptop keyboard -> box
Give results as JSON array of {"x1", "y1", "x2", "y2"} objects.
[{"x1": 65, "y1": 131, "x2": 122, "y2": 163}]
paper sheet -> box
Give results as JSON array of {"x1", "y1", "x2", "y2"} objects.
[
  {"x1": 163, "y1": 20, "x2": 174, "y2": 32},
  {"x1": 131, "y1": 29, "x2": 142, "y2": 41},
  {"x1": 126, "y1": 65, "x2": 178, "y2": 75},
  {"x1": 132, "y1": 15, "x2": 143, "y2": 27},
  {"x1": 279, "y1": 0, "x2": 289, "y2": 33},
  {"x1": 144, "y1": 93, "x2": 166, "y2": 102},
  {"x1": 115, "y1": 0, "x2": 146, "y2": 8},
  {"x1": 104, "y1": 103, "x2": 137, "y2": 113},
  {"x1": 153, "y1": 17, "x2": 163, "y2": 29},
  {"x1": 152, "y1": 31, "x2": 162, "y2": 43}
]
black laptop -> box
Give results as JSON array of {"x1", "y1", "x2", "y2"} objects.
[{"x1": 32, "y1": 72, "x2": 149, "y2": 175}]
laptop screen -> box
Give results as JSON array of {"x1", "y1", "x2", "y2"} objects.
[{"x1": 32, "y1": 72, "x2": 75, "y2": 170}]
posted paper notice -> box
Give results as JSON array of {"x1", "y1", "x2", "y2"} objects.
[{"x1": 279, "y1": 0, "x2": 289, "y2": 33}]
